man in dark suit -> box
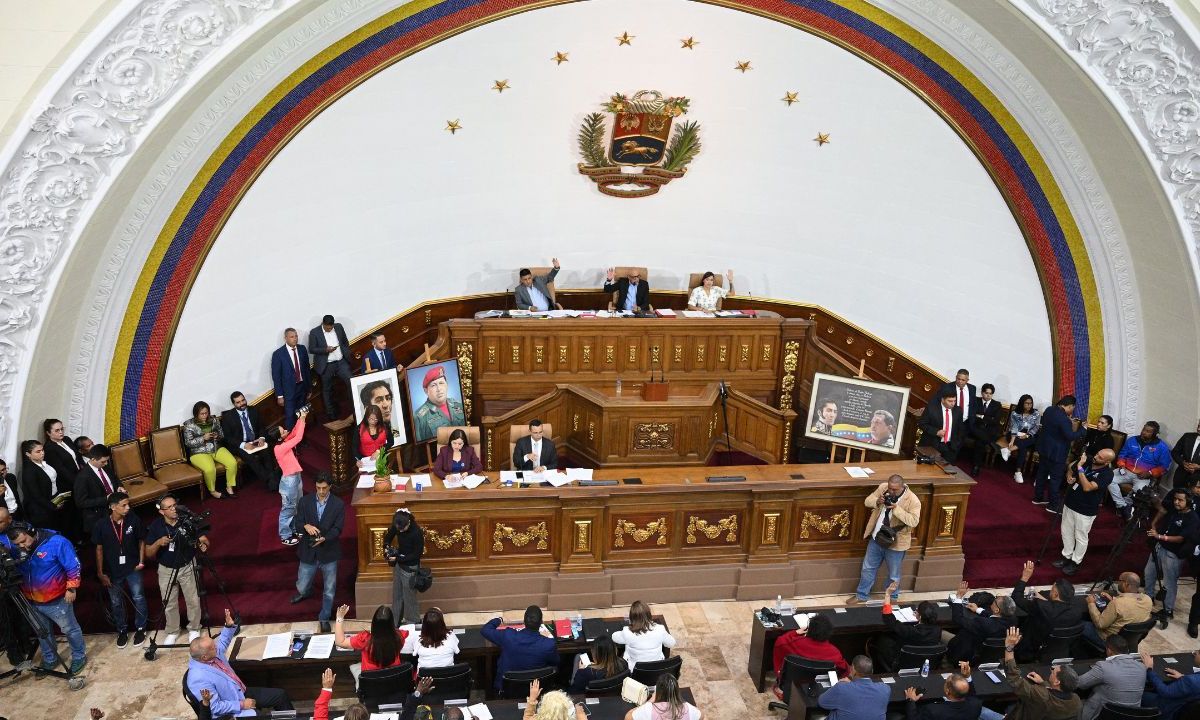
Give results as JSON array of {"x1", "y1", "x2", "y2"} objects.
[
  {"x1": 513, "y1": 259, "x2": 561, "y2": 311},
  {"x1": 308, "y1": 315, "x2": 352, "y2": 419},
  {"x1": 221, "y1": 391, "x2": 279, "y2": 489},
  {"x1": 361, "y1": 332, "x2": 400, "y2": 374},
  {"x1": 480, "y1": 605, "x2": 560, "y2": 690},
  {"x1": 602, "y1": 267, "x2": 650, "y2": 313},
  {"x1": 1033, "y1": 395, "x2": 1086, "y2": 513},
  {"x1": 932, "y1": 369, "x2": 976, "y2": 432},
  {"x1": 271, "y1": 327, "x2": 310, "y2": 430},
  {"x1": 968, "y1": 383, "x2": 1003, "y2": 475},
  {"x1": 904, "y1": 669, "x2": 982, "y2": 720},
  {"x1": 73, "y1": 444, "x2": 121, "y2": 537},
  {"x1": 918, "y1": 388, "x2": 965, "y2": 461},
  {"x1": 291, "y1": 474, "x2": 343, "y2": 633},
  {"x1": 512, "y1": 419, "x2": 557, "y2": 472},
  {"x1": 1172, "y1": 419, "x2": 1200, "y2": 489}
]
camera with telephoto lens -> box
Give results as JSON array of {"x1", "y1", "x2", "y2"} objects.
[
  {"x1": 172, "y1": 504, "x2": 211, "y2": 546},
  {"x1": 882, "y1": 491, "x2": 899, "y2": 507},
  {"x1": 0, "y1": 543, "x2": 23, "y2": 592},
  {"x1": 296, "y1": 404, "x2": 312, "y2": 419}
]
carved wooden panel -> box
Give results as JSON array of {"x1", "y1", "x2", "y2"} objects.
[
  {"x1": 490, "y1": 517, "x2": 553, "y2": 555},
  {"x1": 685, "y1": 510, "x2": 741, "y2": 546},
  {"x1": 633, "y1": 422, "x2": 674, "y2": 451},
  {"x1": 794, "y1": 505, "x2": 854, "y2": 542},
  {"x1": 422, "y1": 521, "x2": 477, "y2": 558},
  {"x1": 612, "y1": 514, "x2": 670, "y2": 549}
]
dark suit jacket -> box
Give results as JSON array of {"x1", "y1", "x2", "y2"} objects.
[
  {"x1": 432, "y1": 445, "x2": 483, "y2": 479},
  {"x1": 1012, "y1": 578, "x2": 1079, "y2": 660},
  {"x1": 602, "y1": 277, "x2": 650, "y2": 312},
  {"x1": 918, "y1": 403, "x2": 966, "y2": 451},
  {"x1": 1036, "y1": 405, "x2": 1085, "y2": 463},
  {"x1": 1173, "y1": 433, "x2": 1200, "y2": 487},
  {"x1": 512, "y1": 435, "x2": 558, "y2": 471},
  {"x1": 307, "y1": 323, "x2": 351, "y2": 373},
  {"x1": 480, "y1": 618, "x2": 560, "y2": 688},
  {"x1": 292, "y1": 493, "x2": 344, "y2": 564},
  {"x1": 220, "y1": 407, "x2": 267, "y2": 451},
  {"x1": 969, "y1": 397, "x2": 1003, "y2": 443},
  {"x1": 271, "y1": 343, "x2": 311, "y2": 397},
  {"x1": 905, "y1": 695, "x2": 983, "y2": 720},
  {"x1": 18, "y1": 460, "x2": 56, "y2": 528},
  {"x1": 948, "y1": 602, "x2": 1014, "y2": 663},
  {"x1": 361, "y1": 347, "x2": 398, "y2": 374},
  {"x1": 934, "y1": 382, "x2": 976, "y2": 429},
  {"x1": 44, "y1": 438, "x2": 84, "y2": 486},
  {"x1": 73, "y1": 464, "x2": 123, "y2": 535}
]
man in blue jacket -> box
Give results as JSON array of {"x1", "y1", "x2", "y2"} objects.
[
  {"x1": 1033, "y1": 395, "x2": 1085, "y2": 514},
  {"x1": 186, "y1": 608, "x2": 292, "y2": 717},
  {"x1": 1141, "y1": 649, "x2": 1200, "y2": 720},
  {"x1": 480, "y1": 605, "x2": 560, "y2": 690},
  {"x1": 271, "y1": 327, "x2": 310, "y2": 430},
  {"x1": 1111, "y1": 422, "x2": 1174, "y2": 517},
  {"x1": 818, "y1": 655, "x2": 890, "y2": 720}
]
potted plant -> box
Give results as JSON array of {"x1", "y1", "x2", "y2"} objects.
[{"x1": 372, "y1": 447, "x2": 392, "y2": 493}]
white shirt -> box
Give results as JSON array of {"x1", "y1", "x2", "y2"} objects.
[
  {"x1": 401, "y1": 632, "x2": 460, "y2": 670},
  {"x1": 322, "y1": 329, "x2": 343, "y2": 362},
  {"x1": 611, "y1": 624, "x2": 677, "y2": 667},
  {"x1": 1, "y1": 479, "x2": 16, "y2": 512},
  {"x1": 632, "y1": 702, "x2": 701, "y2": 720},
  {"x1": 688, "y1": 285, "x2": 728, "y2": 312},
  {"x1": 1190, "y1": 435, "x2": 1200, "y2": 463},
  {"x1": 527, "y1": 284, "x2": 550, "y2": 311},
  {"x1": 529, "y1": 438, "x2": 542, "y2": 464},
  {"x1": 38, "y1": 461, "x2": 58, "y2": 495},
  {"x1": 955, "y1": 385, "x2": 969, "y2": 421}
]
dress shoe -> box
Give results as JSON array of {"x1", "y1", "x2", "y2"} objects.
[
  {"x1": 844, "y1": 596, "x2": 864, "y2": 606},
  {"x1": 290, "y1": 593, "x2": 310, "y2": 604},
  {"x1": 319, "y1": 622, "x2": 332, "y2": 633},
  {"x1": 1046, "y1": 506, "x2": 1062, "y2": 515},
  {"x1": 1032, "y1": 499, "x2": 1048, "y2": 505},
  {"x1": 1188, "y1": 624, "x2": 1198, "y2": 639},
  {"x1": 1052, "y1": 557, "x2": 1068, "y2": 568},
  {"x1": 971, "y1": 466, "x2": 981, "y2": 477},
  {"x1": 1062, "y1": 561, "x2": 1079, "y2": 576}
]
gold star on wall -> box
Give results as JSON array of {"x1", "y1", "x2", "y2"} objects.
[
  {"x1": 814, "y1": 132, "x2": 831, "y2": 146},
  {"x1": 735, "y1": 60, "x2": 752, "y2": 73},
  {"x1": 782, "y1": 91, "x2": 799, "y2": 106},
  {"x1": 446, "y1": 119, "x2": 462, "y2": 134},
  {"x1": 616, "y1": 31, "x2": 634, "y2": 46},
  {"x1": 552, "y1": 51, "x2": 569, "y2": 65},
  {"x1": 680, "y1": 36, "x2": 699, "y2": 49},
  {"x1": 492, "y1": 79, "x2": 510, "y2": 93}
]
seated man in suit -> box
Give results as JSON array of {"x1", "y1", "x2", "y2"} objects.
[
  {"x1": 603, "y1": 267, "x2": 649, "y2": 313},
  {"x1": 919, "y1": 388, "x2": 965, "y2": 462},
  {"x1": 872, "y1": 582, "x2": 942, "y2": 672},
  {"x1": 904, "y1": 667, "x2": 981, "y2": 720},
  {"x1": 187, "y1": 608, "x2": 292, "y2": 716},
  {"x1": 947, "y1": 580, "x2": 1017, "y2": 663},
  {"x1": 1011, "y1": 561, "x2": 1078, "y2": 661},
  {"x1": 73, "y1": 444, "x2": 121, "y2": 538},
  {"x1": 513, "y1": 419, "x2": 557, "y2": 472},
  {"x1": 514, "y1": 259, "x2": 561, "y2": 311},
  {"x1": 220, "y1": 391, "x2": 279, "y2": 490},
  {"x1": 480, "y1": 605, "x2": 560, "y2": 690},
  {"x1": 361, "y1": 332, "x2": 401, "y2": 374}
]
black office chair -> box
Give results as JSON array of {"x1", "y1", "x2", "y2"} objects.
[
  {"x1": 1098, "y1": 703, "x2": 1161, "y2": 720},
  {"x1": 977, "y1": 636, "x2": 1006, "y2": 664},
  {"x1": 1040, "y1": 624, "x2": 1083, "y2": 662},
  {"x1": 1177, "y1": 699, "x2": 1200, "y2": 720},
  {"x1": 768, "y1": 656, "x2": 836, "y2": 713},
  {"x1": 502, "y1": 666, "x2": 557, "y2": 699},
  {"x1": 631, "y1": 655, "x2": 682, "y2": 687},
  {"x1": 584, "y1": 669, "x2": 629, "y2": 696},
  {"x1": 897, "y1": 644, "x2": 947, "y2": 671},
  {"x1": 419, "y1": 662, "x2": 472, "y2": 703},
  {"x1": 358, "y1": 662, "x2": 415, "y2": 708},
  {"x1": 1118, "y1": 619, "x2": 1157, "y2": 652},
  {"x1": 181, "y1": 671, "x2": 211, "y2": 720}
]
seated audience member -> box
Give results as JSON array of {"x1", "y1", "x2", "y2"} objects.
[
  {"x1": 432, "y1": 428, "x2": 483, "y2": 481},
  {"x1": 272, "y1": 408, "x2": 306, "y2": 547},
  {"x1": 361, "y1": 333, "x2": 401, "y2": 374},
  {"x1": 998, "y1": 394, "x2": 1040, "y2": 484},
  {"x1": 1111, "y1": 421, "x2": 1173, "y2": 515},
  {"x1": 817, "y1": 655, "x2": 889, "y2": 720},
  {"x1": 402, "y1": 607, "x2": 460, "y2": 671},
  {"x1": 1057, "y1": 449, "x2": 1116, "y2": 575},
  {"x1": 187, "y1": 608, "x2": 292, "y2": 716},
  {"x1": 512, "y1": 419, "x2": 558, "y2": 472},
  {"x1": 528, "y1": 679, "x2": 588, "y2": 720},
  {"x1": 1172, "y1": 419, "x2": 1200, "y2": 490},
  {"x1": 333, "y1": 604, "x2": 409, "y2": 685},
  {"x1": 481, "y1": 605, "x2": 560, "y2": 689},
  {"x1": 624, "y1": 675, "x2": 702, "y2": 720},
  {"x1": 1011, "y1": 561, "x2": 1077, "y2": 661},
  {"x1": 987, "y1": 627, "x2": 1079, "y2": 720},
  {"x1": 19, "y1": 439, "x2": 64, "y2": 531},
  {"x1": 1082, "y1": 415, "x2": 1116, "y2": 464},
  {"x1": 948, "y1": 581, "x2": 1016, "y2": 664},
  {"x1": 313, "y1": 669, "x2": 432, "y2": 720},
  {"x1": 74, "y1": 444, "x2": 120, "y2": 537},
  {"x1": 918, "y1": 388, "x2": 964, "y2": 462},
  {"x1": 687, "y1": 270, "x2": 734, "y2": 312},
  {"x1": 351, "y1": 405, "x2": 393, "y2": 461},
  {"x1": 1076, "y1": 636, "x2": 1145, "y2": 720},
  {"x1": 220, "y1": 391, "x2": 278, "y2": 488},
  {"x1": 612, "y1": 600, "x2": 678, "y2": 668},
  {"x1": 968, "y1": 383, "x2": 1003, "y2": 475},
  {"x1": 1082, "y1": 572, "x2": 1152, "y2": 649},
  {"x1": 569, "y1": 634, "x2": 628, "y2": 692},
  {"x1": 182, "y1": 401, "x2": 239, "y2": 498},
  {"x1": 873, "y1": 581, "x2": 942, "y2": 673},
  {"x1": 772, "y1": 613, "x2": 849, "y2": 699},
  {"x1": 603, "y1": 266, "x2": 650, "y2": 314},
  {"x1": 93, "y1": 491, "x2": 147, "y2": 649},
  {"x1": 0, "y1": 458, "x2": 17, "y2": 517},
  {"x1": 903, "y1": 663, "x2": 981, "y2": 720},
  {"x1": 514, "y1": 260, "x2": 561, "y2": 311},
  {"x1": 1142, "y1": 648, "x2": 1200, "y2": 720},
  {"x1": 74, "y1": 436, "x2": 95, "y2": 458}
]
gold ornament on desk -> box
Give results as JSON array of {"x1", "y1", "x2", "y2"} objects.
[{"x1": 577, "y1": 90, "x2": 701, "y2": 198}]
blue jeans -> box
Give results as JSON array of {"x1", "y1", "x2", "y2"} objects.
[
  {"x1": 108, "y1": 571, "x2": 148, "y2": 632},
  {"x1": 32, "y1": 596, "x2": 86, "y2": 664},
  {"x1": 1081, "y1": 621, "x2": 1104, "y2": 650},
  {"x1": 1145, "y1": 545, "x2": 1182, "y2": 612},
  {"x1": 278, "y1": 473, "x2": 302, "y2": 540},
  {"x1": 855, "y1": 541, "x2": 905, "y2": 601},
  {"x1": 296, "y1": 560, "x2": 338, "y2": 621}
]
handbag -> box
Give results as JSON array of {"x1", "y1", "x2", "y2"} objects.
[
  {"x1": 621, "y1": 677, "x2": 652, "y2": 705},
  {"x1": 873, "y1": 508, "x2": 899, "y2": 548},
  {"x1": 409, "y1": 564, "x2": 434, "y2": 593}
]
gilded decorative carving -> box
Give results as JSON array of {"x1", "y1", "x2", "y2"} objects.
[
  {"x1": 424, "y1": 309, "x2": 432, "y2": 326},
  {"x1": 826, "y1": 326, "x2": 834, "y2": 334},
  {"x1": 940, "y1": 506, "x2": 958, "y2": 537},
  {"x1": 762, "y1": 344, "x2": 772, "y2": 362},
  {"x1": 559, "y1": 345, "x2": 567, "y2": 363},
  {"x1": 535, "y1": 345, "x2": 544, "y2": 364},
  {"x1": 845, "y1": 336, "x2": 854, "y2": 345},
  {"x1": 486, "y1": 427, "x2": 494, "y2": 468},
  {"x1": 588, "y1": 421, "x2": 595, "y2": 441},
  {"x1": 424, "y1": 524, "x2": 474, "y2": 553},
  {"x1": 614, "y1": 517, "x2": 668, "y2": 547},
  {"x1": 492, "y1": 521, "x2": 549, "y2": 552},
  {"x1": 779, "y1": 340, "x2": 800, "y2": 411},
  {"x1": 866, "y1": 349, "x2": 874, "y2": 357},
  {"x1": 512, "y1": 345, "x2": 520, "y2": 363},
  {"x1": 329, "y1": 428, "x2": 346, "y2": 486},
  {"x1": 924, "y1": 383, "x2": 932, "y2": 392},
  {"x1": 782, "y1": 418, "x2": 793, "y2": 463},
  {"x1": 686, "y1": 514, "x2": 738, "y2": 544},
  {"x1": 605, "y1": 345, "x2": 614, "y2": 364},
  {"x1": 371, "y1": 528, "x2": 387, "y2": 561},
  {"x1": 628, "y1": 345, "x2": 637, "y2": 364},
  {"x1": 696, "y1": 344, "x2": 706, "y2": 363},
  {"x1": 674, "y1": 345, "x2": 683, "y2": 363},
  {"x1": 583, "y1": 345, "x2": 592, "y2": 364},
  {"x1": 574, "y1": 520, "x2": 592, "y2": 552},
  {"x1": 808, "y1": 313, "x2": 817, "y2": 321},
  {"x1": 488, "y1": 345, "x2": 497, "y2": 365},
  {"x1": 739, "y1": 344, "x2": 750, "y2": 363},
  {"x1": 401, "y1": 326, "x2": 409, "y2": 334},
  {"x1": 718, "y1": 345, "x2": 727, "y2": 363},
  {"x1": 708, "y1": 413, "x2": 716, "y2": 439},
  {"x1": 887, "y1": 356, "x2": 896, "y2": 372},
  {"x1": 762, "y1": 512, "x2": 780, "y2": 545},
  {"x1": 651, "y1": 345, "x2": 660, "y2": 365},
  {"x1": 573, "y1": 413, "x2": 580, "y2": 432},
  {"x1": 633, "y1": 422, "x2": 673, "y2": 450},
  {"x1": 905, "y1": 371, "x2": 914, "y2": 380},
  {"x1": 456, "y1": 342, "x2": 474, "y2": 418},
  {"x1": 799, "y1": 509, "x2": 850, "y2": 539}
]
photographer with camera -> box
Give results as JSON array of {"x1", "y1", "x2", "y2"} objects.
[
  {"x1": 6, "y1": 522, "x2": 87, "y2": 674},
  {"x1": 846, "y1": 474, "x2": 921, "y2": 605},
  {"x1": 1143, "y1": 488, "x2": 1200, "y2": 622},
  {"x1": 145, "y1": 493, "x2": 209, "y2": 645},
  {"x1": 382, "y1": 508, "x2": 424, "y2": 624}
]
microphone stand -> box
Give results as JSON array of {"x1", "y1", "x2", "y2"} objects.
[{"x1": 719, "y1": 380, "x2": 733, "y2": 453}]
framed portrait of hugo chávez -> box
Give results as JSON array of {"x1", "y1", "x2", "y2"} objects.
[
  {"x1": 404, "y1": 359, "x2": 466, "y2": 443},
  {"x1": 804, "y1": 372, "x2": 911, "y2": 455}
]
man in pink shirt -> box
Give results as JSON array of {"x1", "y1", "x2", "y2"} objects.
[{"x1": 273, "y1": 408, "x2": 307, "y2": 546}]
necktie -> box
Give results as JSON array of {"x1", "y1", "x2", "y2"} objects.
[
  {"x1": 240, "y1": 410, "x2": 253, "y2": 443},
  {"x1": 378, "y1": 350, "x2": 385, "y2": 369},
  {"x1": 943, "y1": 408, "x2": 952, "y2": 444},
  {"x1": 96, "y1": 466, "x2": 112, "y2": 494},
  {"x1": 958, "y1": 387, "x2": 965, "y2": 418},
  {"x1": 207, "y1": 657, "x2": 246, "y2": 692},
  {"x1": 291, "y1": 347, "x2": 301, "y2": 382}
]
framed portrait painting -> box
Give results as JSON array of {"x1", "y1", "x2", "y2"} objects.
[
  {"x1": 405, "y1": 358, "x2": 466, "y2": 443},
  {"x1": 350, "y1": 369, "x2": 407, "y2": 446},
  {"x1": 804, "y1": 372, "x2": 910, "y2": 455}
]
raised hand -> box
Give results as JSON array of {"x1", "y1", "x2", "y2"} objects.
[
  {"x1": 1020, "y1": 560, "x2": 1035, "y2": 582},
  {"x1": 956, "y1": 581, "x2": 969, "y2": 598},
  {"x1": 336, "y1": 604, "x2": 350, "y2": 621},
  {"x1": 322, "y1": 668, "x2": 336, "y2": 690}
]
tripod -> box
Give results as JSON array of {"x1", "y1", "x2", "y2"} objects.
[
  {"x1": 718, "y1": 381, "x2": 733, "y2": 453},
  {"x1": 0, "y1": 585, "x2": 86, "y2": 690},
  {"x1": 143, "y1": 548, "x2": 239, "y2": 661},
  {"x1": 1090, "y1": 498, "x2": 1158, "y2": 594}
]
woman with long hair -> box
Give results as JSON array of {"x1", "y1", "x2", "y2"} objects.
[
  {"x1": 432, "y1": 428, "x2": 483, "y2": 481},
  {"x1": 182, "y1": 401, "x2": 239, "y2": 498},
  {"x1": 524, "y1": 679, "x2": 586, "y2": 720},
  {"x1": 569, "y1": 634, "x2": 628, "y2": 692},
  {"x1": 611, "y1": 600, "x2": 676, "y2": 668},
  {"x1": 401, "y1": 607, "x2": 459, "y2": 670},
  {"x1": 333, "y1": 604, "x2": 409, "y2": 686},
  {"x1": 624, "y1": 675, "x2": 702, "y2": 720},
  {"x1": 998, "y1": 394, "x2": 1040, "y2": 484},
  {"x1": 351, "y1": 404, "x2": 394, "y2": 461}
]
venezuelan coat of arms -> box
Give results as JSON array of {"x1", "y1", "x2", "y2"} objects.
[{"x1": 577, "y1": 90, "x2": 702, "y2": 198}]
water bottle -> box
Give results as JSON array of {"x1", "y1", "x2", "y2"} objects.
[
  {"x1": 572, "y1": 612, "x2": 583, "y2": 639},
  {"x1": 921, "y1": 659, "x2": 930, "y2": 678},
  {"x1": 775, "y1": 595, "x2": 782, "y2": 613},
  {"x1": 616, "y1": 378, "x2": 623, "y2": 396}
]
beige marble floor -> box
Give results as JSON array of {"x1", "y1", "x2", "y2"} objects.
[{"x1": 2, "y1": 581, "x2": 1197, "y2": 720}]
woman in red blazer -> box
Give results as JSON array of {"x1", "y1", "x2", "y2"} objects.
[{"x1": 432, "y1": 428, "x2": 482, "y2": 480}]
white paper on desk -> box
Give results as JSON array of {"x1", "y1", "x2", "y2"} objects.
[
  {"x1": 410, "y1": 474, "x2": 432, "y2": 489},
  {"x1": 442, "y1": 475, "x2": 464, "y2": 489},
  {"x1": 585, "y1": 698, "x2": 600, "y2": 705},
  {"x1": 522, "y1": 471, "x2": 547, "y2": 484},
  {"x1": 467, "y1": 704, "x2": 493, "y2": 720},
  {"x1": 500, "y1": 471, "x2": 520, "y2": 483},
  {"x1": 1164, "y1": 657, "x2": 1179, "y2": 664},
  {"x1": 262, "y1": 632, "x2": 293, "y2": 660},
  {"x1": 368, "y1": 714, "x2": 399, "y2": 720},
  {"x1": 453, "y1": 628, "x2": 466, "y2": 634},
  {"x1": 882, "y1": 677, "x2": 896, "y2": 684},
  {"x1": 595, "y1": 311, "x2": 612, "y2": 319},
  {"x1": 656, "y1": 309, "x2": 676, "y2": 317},
  {"x1": 566, "y1": 468, "x2": 593, "y2": 481},
  {"x1": 844, "y1": 466, "x2": 870, "y2": 479},
  {"x1": 547, "y1": 473, "x2": 574, "y2": 488},
  {"x1": 937, "y1": 602, "x2": 949, "y2": 608},
  {"x1": 834, "y1": 607, "x2": 847, "y2": 614},
  {"x1": 463, "y1": 474, "x2": 487, "y2": 489},
  {"x1": 681, "y1": 310, "x2": 710, "y2": 318},
  {"x1": 304, "y1": 634, "x2": 335, "y2": 659},
  {"x1": 864, "y1": 468, "x2": 875, "y2": 475},
  {"x1": 356, "y1": 477, "x2": 376, "y2": 489},
  {"x1": 892, "y1": 607, "x2": 917, "y2": 623}
]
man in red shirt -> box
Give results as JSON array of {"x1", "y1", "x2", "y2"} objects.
[{"x1": 772, "y1": 614, "x2": 849, "y2": 699}]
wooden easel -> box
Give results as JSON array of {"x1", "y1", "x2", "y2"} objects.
[{"x1": 828, "y1": 359, "x2": 869, "y2": 464}]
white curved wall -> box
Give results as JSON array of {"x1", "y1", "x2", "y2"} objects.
[{"x1": 159, "y1": 0, "x2": 1053, "y2": 423}]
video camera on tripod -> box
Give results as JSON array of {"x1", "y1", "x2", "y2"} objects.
[
  {"x1": 0, "y1": 542, "x2": 24, "y2": 592},
  {"x1": 170, "y1": 504, "x2": 212, "y2": 548}
]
